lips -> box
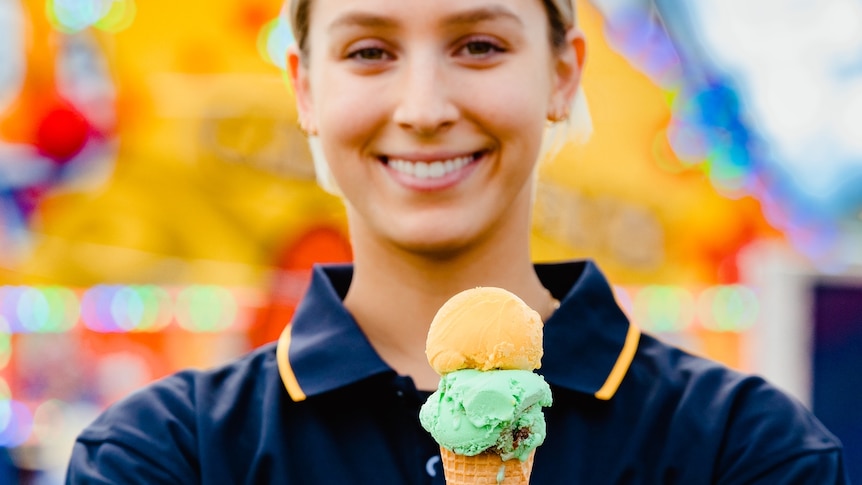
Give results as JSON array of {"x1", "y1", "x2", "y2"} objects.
[
  {"x1": 380, "y1": 151, "x2": 483, "y2": 184},
  {"x1": 386, "y1": 154, "x2": 474, "y2": 179}
]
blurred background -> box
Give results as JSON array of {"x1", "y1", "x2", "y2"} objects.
[{"x1": 0, "y1": 0, "x2": 860, "y2": 482}]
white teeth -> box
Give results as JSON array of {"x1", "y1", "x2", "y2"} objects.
[
  {"x1": 387, "y1": 155, "x2": 474, "y2": 179},
  {"x1": 429, "y1": 161, "x2": 445, "y2": 178},
  {"x1": 415, "y1": 162, "x2": 429, "y2": 178}
]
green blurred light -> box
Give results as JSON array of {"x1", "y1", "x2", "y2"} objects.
[
  {"x1": 17, "y1": 287, "x2": 49, "y2": 332},
  {"x1": 94, "y1": 0, "x2": 136, "y2": 32},
  {"x1": 177, "y1": 286, "x2": 237, "y2": 333},
  {"x1": 106, "y1": 285, "x2": 172, "y2": 332},
  {"x1": 135, "y1": 286, "x2": 171, "y2": 332},
  {"x1": 698, "y1": 285, "x2": 759, "y2": 332},
  {"x1": 257, "y1": 18, "x2": 279, "y2": 67},
  {"x1": 634, "y1": 286, "x2": 694, "y2": 333},
  {"x1": 15, "y1": 287, "x2": 79, "y2": 333},
  {"x1": 713, "y1": 286, "x2": 759, "y2": 331},
  {"x1": 706, "y1": 147, "x2": 748, "y2": 193},
  {"x1": 42, "y1": 287, "x2": 79, "y2": 332},
  {"x1": 0, "y1": 333, "x2": 10, "y2": 370}
]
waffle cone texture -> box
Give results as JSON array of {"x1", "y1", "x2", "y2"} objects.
[{"x1": 439, "y1": 447, "x2": 535, "y2": 485}]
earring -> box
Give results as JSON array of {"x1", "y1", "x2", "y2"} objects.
[
  {"x1": 298, "y1": 120, "x2": 318, "y2": 137},
  {"x1": 548, "y1": 107, "x2": 569, "y2": 123}
]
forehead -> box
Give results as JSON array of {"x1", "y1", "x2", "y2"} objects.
[{"x1": 305, "y1": 0, "x2": 549, "y2": 31}]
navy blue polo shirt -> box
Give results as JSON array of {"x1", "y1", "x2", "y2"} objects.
[{"x1": 66, "y1": 261, "x2": 849, "y2": 484}]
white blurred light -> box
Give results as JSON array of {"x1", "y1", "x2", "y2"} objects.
[
  {"x1": 0, "y1": 0, "x2": 25, "y2": 115},
  {"x1": 691, "y1": 0, "x2": 862, "y2": 203},
  {"x1": 56, "y1": 33, "x2": 117, "y2": 133},
  {"x1": 837, "y1": 85, "x2": 862, "y2": 154},
  {"x1": 818, "y1": 0, "x2": 862, "y2": 57},
  {"x1": 751, "y1": 69, "x2": 826, "y2": 156}
]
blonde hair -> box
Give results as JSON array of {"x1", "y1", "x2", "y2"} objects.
[{"x1": 286, "y1": 0, "x2": 591, "y2": 195}]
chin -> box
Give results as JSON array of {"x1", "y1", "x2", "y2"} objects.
[{"x1": 387, "y1": 225, "x2": 480, "y2": 259}]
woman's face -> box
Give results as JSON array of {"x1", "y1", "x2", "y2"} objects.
[{"x1": 291, "y1": 0, "x2": 582, "y2": 255}]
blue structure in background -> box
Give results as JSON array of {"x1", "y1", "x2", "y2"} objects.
[
  {"x1": 0, "y1": 447, "x2": 18, "y2": 484},
  {"x1": 813, "y1": 283, "x2": 862, "y2": 484}
]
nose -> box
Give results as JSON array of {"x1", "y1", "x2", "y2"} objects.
[{"x1": 392, "y1": 54, "x2": 459, "y2": 136}]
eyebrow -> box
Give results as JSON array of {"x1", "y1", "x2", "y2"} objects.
[
  {"x1": 441, "y1": 5, "x2": 524, "y2": 27},
  {"x1": 328, "y1": 5, "x2": 523, "y2": 33},
  {"x1": 328, "y1": 12, "x2": 398, "y2": 32}
]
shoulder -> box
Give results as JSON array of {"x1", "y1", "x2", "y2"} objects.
[
  {"x1": 83, "y1": 342, "x2": 279, "y2": 434},
  {"x1": 67, "y1": 343, "x2": 280, "y2": 484},
  {"x1": 630, "y1": 333, "x2": 845, "y2": 481}
]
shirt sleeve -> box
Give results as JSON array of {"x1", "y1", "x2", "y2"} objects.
[
  {"x1": 740, "y1": 450, "x2": 849, "y2": 484},
  {"x1": 65, "y1": 372, "x2": 200, "y2": 484},
  {"x1": 715, "y1": 376, "x2": 850, "y2": 484}
]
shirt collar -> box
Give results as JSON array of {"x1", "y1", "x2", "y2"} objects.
[
  {"x1": 536, "y1": 261, "x2": 641, "y2": 400},
  {"x1": 277, "y1": 265, "x2": 391, "y2": 402},
  {"x1": 277, "y1": 261, "x2": 639, "y2": 402}
]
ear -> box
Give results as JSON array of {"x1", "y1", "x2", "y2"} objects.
[
  {"x1": 549, "y1": 29, "x2": 586, "y2": 120},
  {"x1": 287, "y1": 45, "x2": 317, "y2": 134}
]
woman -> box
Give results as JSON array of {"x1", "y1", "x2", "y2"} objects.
[{"x1": 66, "y1": 0, "x2": 848, "y2": 483}]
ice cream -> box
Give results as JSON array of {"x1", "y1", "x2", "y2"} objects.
[
  {"x1": 420, "y1": 287, "x2": 552, "y2": 484},
  {"x1": 420, "y1": 368, "x2": 551, "y2": 460},
  {"x1": 425, "y1": 287, "x2": 544, "y2": 374}
]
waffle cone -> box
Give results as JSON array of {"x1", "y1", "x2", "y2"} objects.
[{"x1": 439, "y1": 447, "x2": 534, "y2": 484}]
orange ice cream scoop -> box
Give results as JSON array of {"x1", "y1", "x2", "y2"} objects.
[{"x1": 425, "y1": 287, "x2": 544, "y2": 374}]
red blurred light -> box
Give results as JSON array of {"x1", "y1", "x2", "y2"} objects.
[{"x1": 34, "y1": 103, "x2": 90, "y2": 163}]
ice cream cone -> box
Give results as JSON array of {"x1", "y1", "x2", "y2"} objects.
[
  {"x1": 423, "y1": 287, "x2": 548, "y2": 484},
  {"x1": 439, "y1": 447, "x2": 535, "y2": 485}
]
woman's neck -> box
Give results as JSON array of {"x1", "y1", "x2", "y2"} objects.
[{"x1": 342, "y1": 218, "x2": 555, "y2": 391}]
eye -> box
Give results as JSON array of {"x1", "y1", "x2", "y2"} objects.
[
  {"x1": 348, "y1": 47, "x2": 392, "y2": 62},
  {"x1": 458, "y1": 39, "x2": 505, "y2": 58}
]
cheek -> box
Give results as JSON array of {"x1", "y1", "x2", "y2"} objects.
[
  {"x1": 312, "y1": 69, "x2": 387, "y2": 148},
  {"x1": 459, "y1": 67, "x2": 552, "y2": 143}
]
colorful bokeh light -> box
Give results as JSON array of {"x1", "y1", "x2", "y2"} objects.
[
  {"x1": 257, "y1": 15, "x2": 293, "y2": 70},
  {"x1": 46, "y1": 0, "x2": 136, "y2": 34},
  {"x1": 93, "y1": 0, "x2": 136, "y2": 32},
  {"x1": 0, "y1": 378, "x2": 32, "y2": 448},
  {"x1": 624, "y1": 284, "x2": 761, "y2": 333},
  {"x1": 633, "y1": 286, "x2": 696, "y2": 333},
  {"x1": 0, "y1": 284, "x2": 248, "y2": 334},
  {"x1": 0, "y1": 331, "x2": 10, "y2": 370},
  {"x1": 0, "y1": 286, "x2": 79, "y2": 333},
  {"x1": 81, "y1": 285, "x2": 171, "y2": 333},
  {"x1": 698, "y1": 284, "x2": 760, "y2": 332},
  {"x1": 31, "y1": 399, "x2": 65, "y2": 445},
  {"x1": 175, "y1": 285, "x2": 238, "y2": 333},
  {"x1": 0, "y1": 283, "x2": 761, "y2": 336}
]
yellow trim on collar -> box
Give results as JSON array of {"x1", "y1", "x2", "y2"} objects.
[
  {"x1": 594, "y1": 323, "x2": 641, "y2": 400},
  {"x1": 276, "y1": 324, "x2": 307, "y2": 402}
]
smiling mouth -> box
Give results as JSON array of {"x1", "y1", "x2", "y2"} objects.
[{"x1": 380, "y1": 152, "x2": 484, "y2": 180}]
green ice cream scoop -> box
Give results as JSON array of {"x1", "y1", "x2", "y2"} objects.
[{"x1": 419, "y1": 368, "x2": 552, "y2": 461}]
